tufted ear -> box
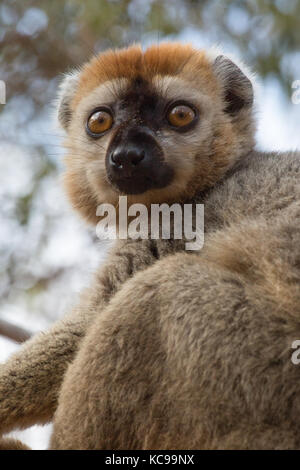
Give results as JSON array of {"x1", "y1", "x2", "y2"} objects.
[
  {"x1": 213, "y1": 55, "x2": 253, "y2": 115},
  {"x1": 57, "y1": 70, "x2": 80, "y2": 129}
]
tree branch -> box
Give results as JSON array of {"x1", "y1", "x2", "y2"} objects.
[{"x1": 0, "y1": 319, "x2": 32, "y2": 344}]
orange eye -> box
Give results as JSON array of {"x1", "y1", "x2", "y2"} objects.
[
  {"x1": 167, "y1": 104, "x2": 196, "y2": 128},
  {"x1": 87, "y1": 109, "x2": 113, "y2": 136}
]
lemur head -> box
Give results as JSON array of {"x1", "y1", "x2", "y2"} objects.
[{"x1": 58, "y1": 43, "x2": 255, "y2": 223}]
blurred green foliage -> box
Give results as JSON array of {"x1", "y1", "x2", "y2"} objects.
[{"x1": 1, "y1": 0, "x2": 300, "y2": 110}]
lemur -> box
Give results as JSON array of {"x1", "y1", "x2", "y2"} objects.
[{"x1": 0, "y1": 43, "x2": 300, "y2": 449}]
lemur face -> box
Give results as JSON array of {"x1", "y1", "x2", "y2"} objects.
[
  {"x1": 58, "y1": 43, "x2": 255, "y2": 223},
  {"x1": 102, "y1": 78, "x2": 200, "y2": 195},
  {"x1": 82, "y1": 74, "x2": 204, "y2": 196}
]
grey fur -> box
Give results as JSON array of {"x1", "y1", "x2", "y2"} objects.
[
  {"x1": 213, "y1": 55, "x2": 254, "y2": 114},
  {"x1": 57, "y1": 71, "x2": 80, "y2": 129}
]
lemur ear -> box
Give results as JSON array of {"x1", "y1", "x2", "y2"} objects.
[
  {"x1": 57, "y1": 70, "x2": 80, "y2": 129},
  {"x1": 213, "y1": 55, "x2": 253, "y2": 115}
]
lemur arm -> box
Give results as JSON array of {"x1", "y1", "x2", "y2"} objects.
[{"x1": 0, "y1": 239, "x2": 160, "y2": 435}]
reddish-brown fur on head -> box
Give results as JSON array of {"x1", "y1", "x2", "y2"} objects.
[
  {"x1": 72, "y1": 43, "x2": 216, "y2": 106},
  {"x1": 58, "y1": 42, "x2": 255, "y2": 224}
]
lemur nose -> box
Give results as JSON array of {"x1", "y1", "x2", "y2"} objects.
[
  {"x1": 110, "y1": 147, "x2": 145, "y2": 170},
  {"x1": 106, "y1": 126, "x2": 172, "y2": 195}
]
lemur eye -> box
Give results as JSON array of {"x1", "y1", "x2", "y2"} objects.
[
  {"x1": 86, "y1": 109, "x2": 113, "y2": 136},
  {"x1": 167, "y1": 104, "x2": 196, "y2": 128}
]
